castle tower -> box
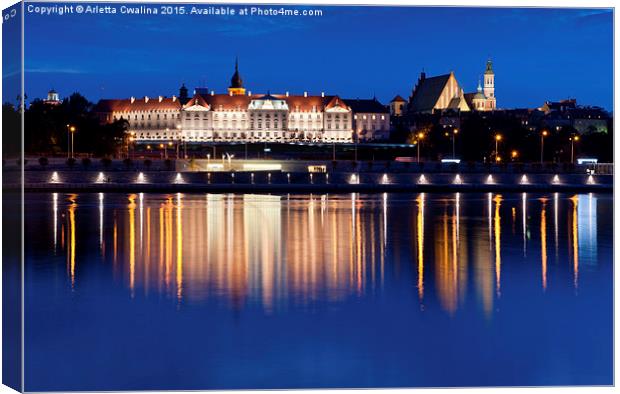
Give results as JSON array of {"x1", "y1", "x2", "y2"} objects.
[
  {"x1": 483, "y1": 58, "x2": 496, "y2": 109},
  {"x1": 228, "y1": 57, "x2": 246, "y2": 96},
  {"x1": 179, "y1": 83, "x2": 189, "y2": 104}
]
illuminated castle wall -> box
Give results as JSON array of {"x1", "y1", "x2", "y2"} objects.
[{"x1": 94, "y1": 60, "x2": 391, "y2": 143}]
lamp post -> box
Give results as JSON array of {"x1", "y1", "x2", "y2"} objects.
[
  {"x1": 569, "y1": 135, "x2": 580, "y2": 164},
  {"x1": 354, "y1": 131, "x2": 360, "y2": 162},
  {"x1": 128, "y1": 136, "x2": 134, "y2": 160},
  {"x1": 67, "y1": 125, "x2": 77, "y2": 159},
  {"x1": 494, "y1": 134, "x2": 502, "y2": 162},
  {"x1": 416, "y1": 132, "x2": 425, "y2": 163},
  {"x1": 452, "y1": 128, "x2": 458, "y2": 159},
  {"x1": 540, "y1": 130, "x2": 548, "y2": 164}
]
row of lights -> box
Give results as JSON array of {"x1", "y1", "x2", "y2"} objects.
[{"x1": 49, "y1": 171, "x2": 596, "y2": 186}]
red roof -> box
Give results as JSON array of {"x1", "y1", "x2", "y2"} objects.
[
  {"x1": 184, "y1": 94, "x2": 210, "y2": 108},
  {"x1": 95, "y1": 93, "x2": 352, "y2": 113},
  {"x1": 94, "y1": 97, "x2": 182, "y2": 112}
]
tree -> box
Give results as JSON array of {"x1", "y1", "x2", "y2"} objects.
[
  {"x1": 24, "y1": 92, "x2": 128, "y2": 157},
  {"x1": 3, "y1": 103, "x2": 21, "y2": 157}
]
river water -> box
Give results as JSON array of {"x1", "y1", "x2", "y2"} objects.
[{"x1": 23, "y1": 192, "x2": 613, "y2": 390}]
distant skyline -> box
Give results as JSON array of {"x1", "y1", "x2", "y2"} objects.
[{"x1": 5, "y1": 4, "x2": 614, "y2": 110}]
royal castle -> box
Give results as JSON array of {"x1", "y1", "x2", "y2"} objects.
[{"x1": 94, "y1": 59, "x2": 390, "y2": 144}]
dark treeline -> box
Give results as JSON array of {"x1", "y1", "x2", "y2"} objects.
[
  {"x1": 3, "y1": 93, "x2": 128, "y2": 158},
  {"x1": 391, "y1": 111, "x2": 613, "y2": 163}
]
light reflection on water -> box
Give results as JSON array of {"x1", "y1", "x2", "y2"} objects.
[
  {"x1": 44, "y1": 192, "x2": 604, "y2": 313},
  {"x1": 26, "y1": 191, "x2": 613, "y2": 390}
]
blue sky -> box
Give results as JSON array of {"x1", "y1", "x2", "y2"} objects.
[{"x1": 5, "y1": 4, "x2": 614, "y2": 109}]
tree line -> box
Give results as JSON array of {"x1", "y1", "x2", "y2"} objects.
[
  {"x1": 391, "y1": 111, "x2": 613, "y2": 163},
  {"x1": 3, "y1": 92, "x2": 128, "y2": 158}
]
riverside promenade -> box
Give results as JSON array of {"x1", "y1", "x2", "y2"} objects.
[{"x1": 5, "y1": 158, "x2": 613, "y2": 193}]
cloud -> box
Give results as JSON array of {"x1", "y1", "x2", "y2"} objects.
[{"x1": 25, "y1": 67, "x2": 85, "y2": 74}]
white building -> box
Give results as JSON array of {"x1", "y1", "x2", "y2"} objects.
[
  {"x1": 94, "y1": 61, "x2": 358, "y2": 143},
  {"x1": 343, "y1": 98, "x2": 391, "y2": 141}
]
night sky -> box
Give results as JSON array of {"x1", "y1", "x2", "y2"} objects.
[{"x1": 4, "y1": 4, "x2": 614, "y2": 110}]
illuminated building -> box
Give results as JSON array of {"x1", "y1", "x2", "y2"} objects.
[
  {"x1": 344, "y1": 98, "x2": 391, "y2": 141},
  {"x1": 43, "y1": 88, "x2": 62, "y2": 106},
  {"x1": 93, "y1": 59, "x2": 376, "y2": 143},
  {"x1": 407, "y1": 59, "x2": 497, "y2": 114}
]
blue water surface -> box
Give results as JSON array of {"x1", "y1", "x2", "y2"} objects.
[{"x1": 24, "y1": 192, "x2": 613, "y2": 391}]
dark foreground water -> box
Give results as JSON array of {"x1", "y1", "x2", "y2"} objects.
[{"x1": 24, "y1": 192, "x2": 612, "y2": 391}]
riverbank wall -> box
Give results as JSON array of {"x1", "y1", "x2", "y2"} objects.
[{"x1": 5, "y1": 170, "x2": 613, "y2": 193}]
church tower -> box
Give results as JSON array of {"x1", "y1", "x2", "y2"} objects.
[
  {"x1": 228, "y1": 58, "x2": 246, "y2": 96},
  {"x1": 483, "y1": 58, "x2": 496, "y2": 109}
]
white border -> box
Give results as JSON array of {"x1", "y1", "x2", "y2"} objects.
[{"x1": 0, "y1": 1, "x2": 616, "y2": 394}]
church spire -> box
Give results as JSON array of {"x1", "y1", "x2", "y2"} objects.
[
  {"x1": 230, "y1": 57, "x2": 243, "y2": 89},
  {"x1": 228, "y1": 57, "x2": 246, "y2": 95}
]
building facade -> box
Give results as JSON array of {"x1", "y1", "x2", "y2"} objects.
[
  {"x1": 43, "y1": 89, "x2": 62, "y2": 106},
  {"x1": 94, "y1": 61, "x2": 393, "y2": 143},
  {"x1": 344, "y1": 98, "x2": 391, "y2": 141},
  {"x1": 407, "y1": 59, "x2": 497, "y2": 114}
]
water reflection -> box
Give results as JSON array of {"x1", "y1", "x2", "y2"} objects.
[{"x1": 49, "y1": 192, "x2": 603, "y2": 315}]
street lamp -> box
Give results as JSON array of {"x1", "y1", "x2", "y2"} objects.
[
  {"x1": 494, "y1": 134, "x2": 502, "y2": 162},
  {"x1": 540, "y1": 130, "x2": 548, "y2": 164},
  {"x1": 416, "y1": 132, "x2": 425, "y2": 163},
  {"x1": 159, "y1": 143, "x2": 166, "y2": 159},
  {"x1": 569, "y1": 135, "x2": 580, "y2": 164},
  {"x1": 452, "y1": 128, "x2": 458, "y2": 159},
  {"x1": 511, "y1": 150, "x2": 518, "y2": 161},
  {"x1": 67, "y1": 125, "x2": 77, "y2": 159},
  {"x1": 128, "y1": 136, "x2": 134, "y2": 160}
]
